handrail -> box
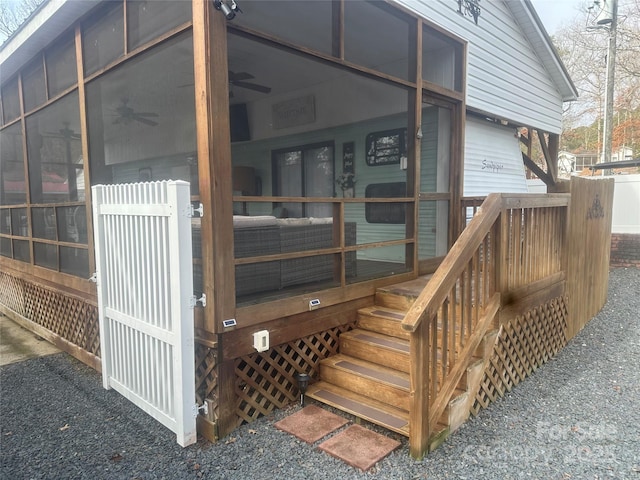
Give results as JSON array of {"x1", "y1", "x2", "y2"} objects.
[
  {"x1": 406, "y1": 192, "x2": 570, "y2": 459},
  {"x1": 402, "y1": 193, "x2": 570, "y2": 333},
  {"x1": 401, "y1": 193, "x2": 503, "y2": 333}
]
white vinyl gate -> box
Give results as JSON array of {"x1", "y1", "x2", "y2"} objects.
[{"x1": 92, "y1": 180, "x2": 197, "y2": 446}]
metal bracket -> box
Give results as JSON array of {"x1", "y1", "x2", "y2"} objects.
[
  {"x1": 88, "y1": 272, "x2": 98, "y2": 283},
  {"x1": 191, "y1": 293, "x2": 206, "y2": 308},
  {"x1": 189, "y1": 202, "x2": 204, "y2": 218},
  {"x1": 194, "y1": 402, "x2": 209, "y2": 418}
]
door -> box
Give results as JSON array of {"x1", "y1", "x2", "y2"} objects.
[
  {"x1": 417, "y1": 96, "x2": 458, "y2": 272},
  {"x1": 92, "y1": 180, "x2": 197, "y2": 447}
]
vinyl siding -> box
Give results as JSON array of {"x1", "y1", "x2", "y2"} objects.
[{"x1": 397, "y1": 0, "x2": 564, "y2": 133}]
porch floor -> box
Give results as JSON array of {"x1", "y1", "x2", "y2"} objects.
[{"x1": 236, "y1": 259, "x2": 414, "y2": 306}]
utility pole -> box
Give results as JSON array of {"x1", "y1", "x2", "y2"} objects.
[{"x1": 600, "y1": 0, "x2": 618, "y2": 164}]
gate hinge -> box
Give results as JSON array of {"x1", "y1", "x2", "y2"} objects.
[
  {"x1": 191, "y1": 293, "x2": 206, "y2": 308},
  {"x1": 194, "y1": 402, "x2": 209, "y2": 418},
  {"x1": 189, "y1": 202, "x2": 204, "y2": 218},
  {"x1": 89, "y1": 272, "x2": 98, "y2": 283}
]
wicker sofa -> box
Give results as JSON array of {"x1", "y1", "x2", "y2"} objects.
[{"x1": 192, "y1": 216, "x2": 356, "y2": 297}]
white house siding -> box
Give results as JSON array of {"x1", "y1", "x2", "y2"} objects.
[
  {"x1": 396, "y1": 0, "x2": 564, "y2": 133},
  {"x1": 464, "y1": 117, "x2": 529, "y2": 196}
]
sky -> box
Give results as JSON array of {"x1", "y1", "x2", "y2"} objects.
[{"x1": 529, "y1": 0, "x2": 586, "y2": 34}]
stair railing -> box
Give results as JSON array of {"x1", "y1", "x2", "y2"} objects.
[{"x1": 402, "y1": 193, "x2": 569, "y2": 459}]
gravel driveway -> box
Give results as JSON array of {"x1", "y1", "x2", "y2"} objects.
[{"x1": 1, "y1": 267, "x2": 639, "y2": 479}]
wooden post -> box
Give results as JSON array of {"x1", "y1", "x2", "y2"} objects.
[
  {"x1": 192, "y1": 0, "x2": 237, "y2": 440},
  {"x1": 409, "y1": 319, "x2": 431, "y2": 459},
  {"x1": 564, "y1": 177, "x2": 614, "y2": 339}
]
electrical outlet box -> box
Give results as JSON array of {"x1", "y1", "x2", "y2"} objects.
[
  {"x1": 253, "y1": 330, "x2": 269, "y2": 352},
  {"x1": 309, "y1": 299, "x2": 321, "y2": 310}
]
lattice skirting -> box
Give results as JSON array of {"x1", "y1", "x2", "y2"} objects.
[
  {"x1": 195, "y1": 342, "x2": 218, "y2": 420},
  {"x1": 232, "y1": 324, "x2": 354, "y2": 427},
  {"x1": 0, "y1": 272, "x2": 100, "y2": 356},
  {"x1": 471, "y1": 295, "x2": 569, "y2": 415}
]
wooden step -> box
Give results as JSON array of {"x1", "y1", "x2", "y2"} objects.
[
  {"x1": 356, "y1": 306, "x2": 410, "y2": 340},
  {"x1": 306, "y1": 381, "x2": 410, "y2": 436},
  {"x1": 374, "y1": 275, "x2": 432, "y2": 311},
  {"x1": 339, "y1": 329, "x2": 410, "y2": 373},
  {"x1": 319, "y1": 354, "x2": 410, "y2": 411}
]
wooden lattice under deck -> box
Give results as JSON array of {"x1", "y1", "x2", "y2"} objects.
[
  {"x1": 471, "y1": 295, "x2": 568, "y2": 415},
  {"x1": 195, "y1": 343, "x2": 218, "y2": 410},
  {"x1": 232, "y1": 324, "x2": 354, "y2": 427},
  {"x1": 0, "y1": 272, "x2": 100, "y2": 357}
]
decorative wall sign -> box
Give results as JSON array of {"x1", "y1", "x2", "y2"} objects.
[
  {"x1": 272, "y1": 95, "x2": 316, "y2": 130},
  {"x1": 482, "y1": 159, "x2": 505, "y2": 173},
  {"x1": 587, "y1": 194, "x2": 605, "y2": 220},
  {"x1": 365, "y1": 128, "x2": 407, "y2": 166},
  {"x1": 342, "y1": 142, "x2": 355, "y2": 174}
]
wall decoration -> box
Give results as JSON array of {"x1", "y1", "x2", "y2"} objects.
[
  {"x1": 342, "y1": 142, "x2": 355, "y2": 174},
  {"x1": 272, "y1": 95, "x2": 316, "y2": 130},
  {"x1": 138, "y1": 167, "x2": 152, "y2": 182},
  {"x1": 365, "y1": 128, "x2": 407, "y2": 166}
]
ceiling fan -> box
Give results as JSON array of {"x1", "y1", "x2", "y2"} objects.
[
  {"x1": 112, "y1": 98, "x2": 159, "y2": 127},
  {"x1": 228, "y1": 70, "x2": 271, "y2": 94},
  {"x1": 178, "y1": 71, "x2": 271, "y2": 97},
  {"x1": 43, "y1": 122, "x2": 81, "y2": 141}
]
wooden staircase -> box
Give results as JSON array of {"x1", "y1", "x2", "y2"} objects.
[{"x1": 307, "y1": 277, "x2": 499, "y2": 451}]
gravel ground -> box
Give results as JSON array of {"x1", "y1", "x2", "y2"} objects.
[{"x1": 1, "y1": 267, "x2": 639, "y2": 480}]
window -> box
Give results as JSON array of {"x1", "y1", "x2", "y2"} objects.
[
  {"x1": 45, "y1": 34, "x2": 77, "y2": 96},
  {"x1": 365, "y1": 182, "x2": 406, "y2": 224},
  {"x1": 26, "y1": 92, "x2": 83, "y2": 204},
  {"x1": 86, "y1": 32, "x2": 196, "y2": 193},
  {"x1": 22, "y1": 58, "x2": 47, "y2": 112},
  {"x1": 273, "y1": 142, "x2": 334, "y2": 218},
  {"x1": 422, "y1": 26, "x2": 463, "y2": 92},
  {"x1": 1, "y1": 79, "x2": 20, "y2": 125},
  {"x1": 82, "y1": 2, "x2": 125, "y2": 76},
  {"x1": 127, "y1": 0, "x2": 191, "y2": 51},
  {"x1": 344, "y1": 1, "x2": 411, "y2": 81},
  {"x1": 0, "y1": 122, "x2": 27, "y2": 205}
]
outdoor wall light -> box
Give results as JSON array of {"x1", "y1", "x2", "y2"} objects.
[
  {"x1": 214, "y1": 0, "x2": 241, "y2": 20},
  {"x1": 294, "y1": 372, "x2": 310, "y2": 407}
]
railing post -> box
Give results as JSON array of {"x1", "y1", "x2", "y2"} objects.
[{"x1": 409, "y1": 318, "x2": 431, "y2": 459}]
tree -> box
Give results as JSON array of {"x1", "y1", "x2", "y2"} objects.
[
  {"x1": 553, "y1": 0, "x2": 640, "y2": 155},
  {"x1": 0, "y1": 0, "x2": 45, "y2": 44}
]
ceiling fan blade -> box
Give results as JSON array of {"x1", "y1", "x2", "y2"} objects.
[
  {"x1": 229, "y1": 71, "x2": 254, "y2": 81},
  {"x1": 132, "y1": 115, "x2": 159, "y2": 127},
  {"x1": 233, "y1": 81, "x2": 271, "y2": 94},
  {"x1": 133, "y1": 112, "x2": 159, "y2": 118}
]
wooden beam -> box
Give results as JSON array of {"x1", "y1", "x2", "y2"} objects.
[
  {"x1": 221, "y1": 296, "x2": 370, "y2": 360},
  {"x1": 192, "y1": 0, "x2": 237, "y2": 442},
  {"x1": 522, "y1": 152, "x2": 554, "y2": 186},
  {"x1": 193, "y1": 0, "x2": 235, "y2": 333},
  {"x1": 74, "y1": 25, "x2": 96, "y2": 277},
  {"x1": 548, "y1": 133, "x2": 559, "y2": 181},
  {"x1": 536, "y1": 129, "x2": 557, "y2": 184}
]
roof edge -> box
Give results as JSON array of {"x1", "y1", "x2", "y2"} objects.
[{"x1": 520, "y1": 0, "x2": 579, "y2": 102}]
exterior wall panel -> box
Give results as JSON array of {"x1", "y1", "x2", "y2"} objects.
[
  {"x1": 463, "y1": 118, "x2": 528, "y2": 196},
  {"x1": 399, "y1": 0, "x2": 564, "y2": 133}
]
